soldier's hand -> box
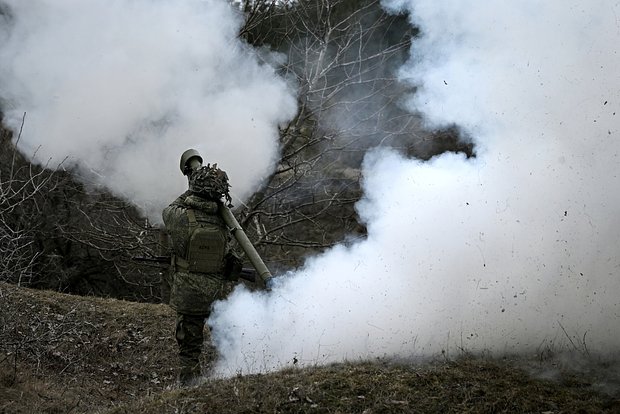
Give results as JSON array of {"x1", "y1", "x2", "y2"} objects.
[{"x1": 184, "y1": 196, "x2": 219, "y2": 214}]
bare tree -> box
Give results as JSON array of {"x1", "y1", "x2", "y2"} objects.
[
  {"x1": 0, "y1": 117, "x2": 163, "y2": 301},
  {"x1": 231, "y1": 0, "x2": 418, "y2": 268},
  {"x1": 230, "y1": 0, "x2": 475, "y2": 271},
  {"x1": 0, "y1": 114, "x2": 61, "y2": 286},
  {"x1": 229, "y1": 0, "x2": 475, "y2": 270}
]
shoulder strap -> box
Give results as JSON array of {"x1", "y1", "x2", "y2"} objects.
[
  {"x1": 186, "y1": 208, "x2": 197, "y2": 226},
  {"x1": 185, "y1": 209, "x2": 198, "y2": 259},
  {"x1": 186, "y1": 208, "x2": 198, "y2": 236}
]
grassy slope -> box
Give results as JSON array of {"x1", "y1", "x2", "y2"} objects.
[
  {"x1": 1, "y1": 282, "x2": 618, "y2": 414},
  {"x1": 0, "y1": 282, "x2": 178, "y2": 413}
]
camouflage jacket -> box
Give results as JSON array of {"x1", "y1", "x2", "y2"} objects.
[{"x1": 162, "y1": 191, "x2": 233, "y2": 315}]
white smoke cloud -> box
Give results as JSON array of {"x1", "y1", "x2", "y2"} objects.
[
  {"x1": 210, "y1": 0, "x2": 620, "y2": 375},
  {"x1": 0, "y1": 0, "x2": 296, "y2": 219}
]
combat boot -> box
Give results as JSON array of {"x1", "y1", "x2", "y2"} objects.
[{"x1": 178, "y1": 363, "x2": 201, "y2": 387}]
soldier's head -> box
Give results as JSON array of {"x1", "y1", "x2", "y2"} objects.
[{"x1": 180, "y1": 149, "x2": 203, "y2": 176}]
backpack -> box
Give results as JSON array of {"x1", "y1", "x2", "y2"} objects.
[{"x1": 184, "y1": 208, "x2": 227, "y2": 274}]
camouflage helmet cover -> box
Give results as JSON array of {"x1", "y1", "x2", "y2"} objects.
[{"x1": 188, "y1": 165, "x2": 231, "y2": 205}]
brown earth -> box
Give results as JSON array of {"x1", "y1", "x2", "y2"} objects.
[{"x1": 1, "y1": 282, "x2": 618, "y2": 414}]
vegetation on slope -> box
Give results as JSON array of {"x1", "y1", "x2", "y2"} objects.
[
  {"x1": 0, "y1": 282, "x2": 178, "y2": 413},
  {"x1": 2, "y1": 282, "x2": 618, "y2": 414},
  {"x1": 108, "y1": 360, "x2": 619, "y2": 414}
]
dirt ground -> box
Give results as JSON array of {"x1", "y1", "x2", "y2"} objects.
[{"x1": 1, "y1": 282, "x2": 618, "y2": 413}]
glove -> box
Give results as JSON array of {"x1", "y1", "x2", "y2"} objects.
[{"x1": 184, "y1": 195, "x2": 219, "y2": 214}]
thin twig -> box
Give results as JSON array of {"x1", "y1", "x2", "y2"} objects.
[
  {"x1": 9, "y1": 112, "x2": 26, "y2": 180},
  {"x1": 557, "y1": 320, "x2": 580, "y2": 353}
]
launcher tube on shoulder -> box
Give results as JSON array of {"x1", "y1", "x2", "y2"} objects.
[
  {"x1": 218, "y1": 205, "x2": 273, "y2": 286},
  {"x1": 182, "y1": 149, "x2": 274, "y2": 287}
]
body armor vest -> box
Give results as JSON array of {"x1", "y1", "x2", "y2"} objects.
[{"x1": 181, "y1": 208, "x2": 227, "y2": 274}]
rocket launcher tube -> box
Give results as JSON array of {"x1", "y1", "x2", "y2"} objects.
[
  {"x1": 182, "y1": 149, "x2": 273, "y2": 287},
  {"x1": 219, "y1": 204, "x2": 273, "y2": 286}
]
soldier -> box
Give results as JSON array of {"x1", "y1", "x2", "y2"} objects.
[{"x1": 162, "y1": 149, "x2": 240, "y2": 386}]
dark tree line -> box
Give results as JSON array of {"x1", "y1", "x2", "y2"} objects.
[{"x1": 0, "y1": 117, "x2": 162, "y2": 301}]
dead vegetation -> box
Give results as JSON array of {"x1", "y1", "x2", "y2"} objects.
[
  {"x1": 108, "y1": 360, "x2": 619, "y2": 414},
  {"x1": 1, "y1": 281, "x2": 618, "y2": 413},
  {"x1": 0, "y1": 281, "x2": 178, "y2": 413}
]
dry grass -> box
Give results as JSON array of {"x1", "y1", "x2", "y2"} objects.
[
  {"x1": 107, "y1": 359, "x2": 619, "y2": 414},
  {"x1": 1, "y1": 282, "x2": 618, "y2": 414},
  {"x1": 0, "y1": 282, "x2": 179, "y2": 413}
]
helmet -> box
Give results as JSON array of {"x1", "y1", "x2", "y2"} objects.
[{"x1": 180, "y1": 149, "x2": 203, "y2": 175}]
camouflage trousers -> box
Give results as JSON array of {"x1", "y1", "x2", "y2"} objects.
[{"x1": 175, "y1": 313, "x2": 208, "y2": 386}]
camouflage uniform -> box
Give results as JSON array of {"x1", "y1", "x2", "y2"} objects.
[{"x1": 162, "y1": 190, "x2": 233, "y2": 385}]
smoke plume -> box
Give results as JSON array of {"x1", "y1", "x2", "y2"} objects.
[
  {"x1": 209, "y1": 0, "x2": 620, "y2": 375},
  {"x1": 0, "y1": 0, "x2": 296, "y2": 219}
]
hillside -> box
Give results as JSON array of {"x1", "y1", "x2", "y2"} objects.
[
  {"x1": 1, "y1": 282, "x2": 618, "y2": 413},
  {"x1": 0, "y1": 282, "x2": 179, "y2": 413}
]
